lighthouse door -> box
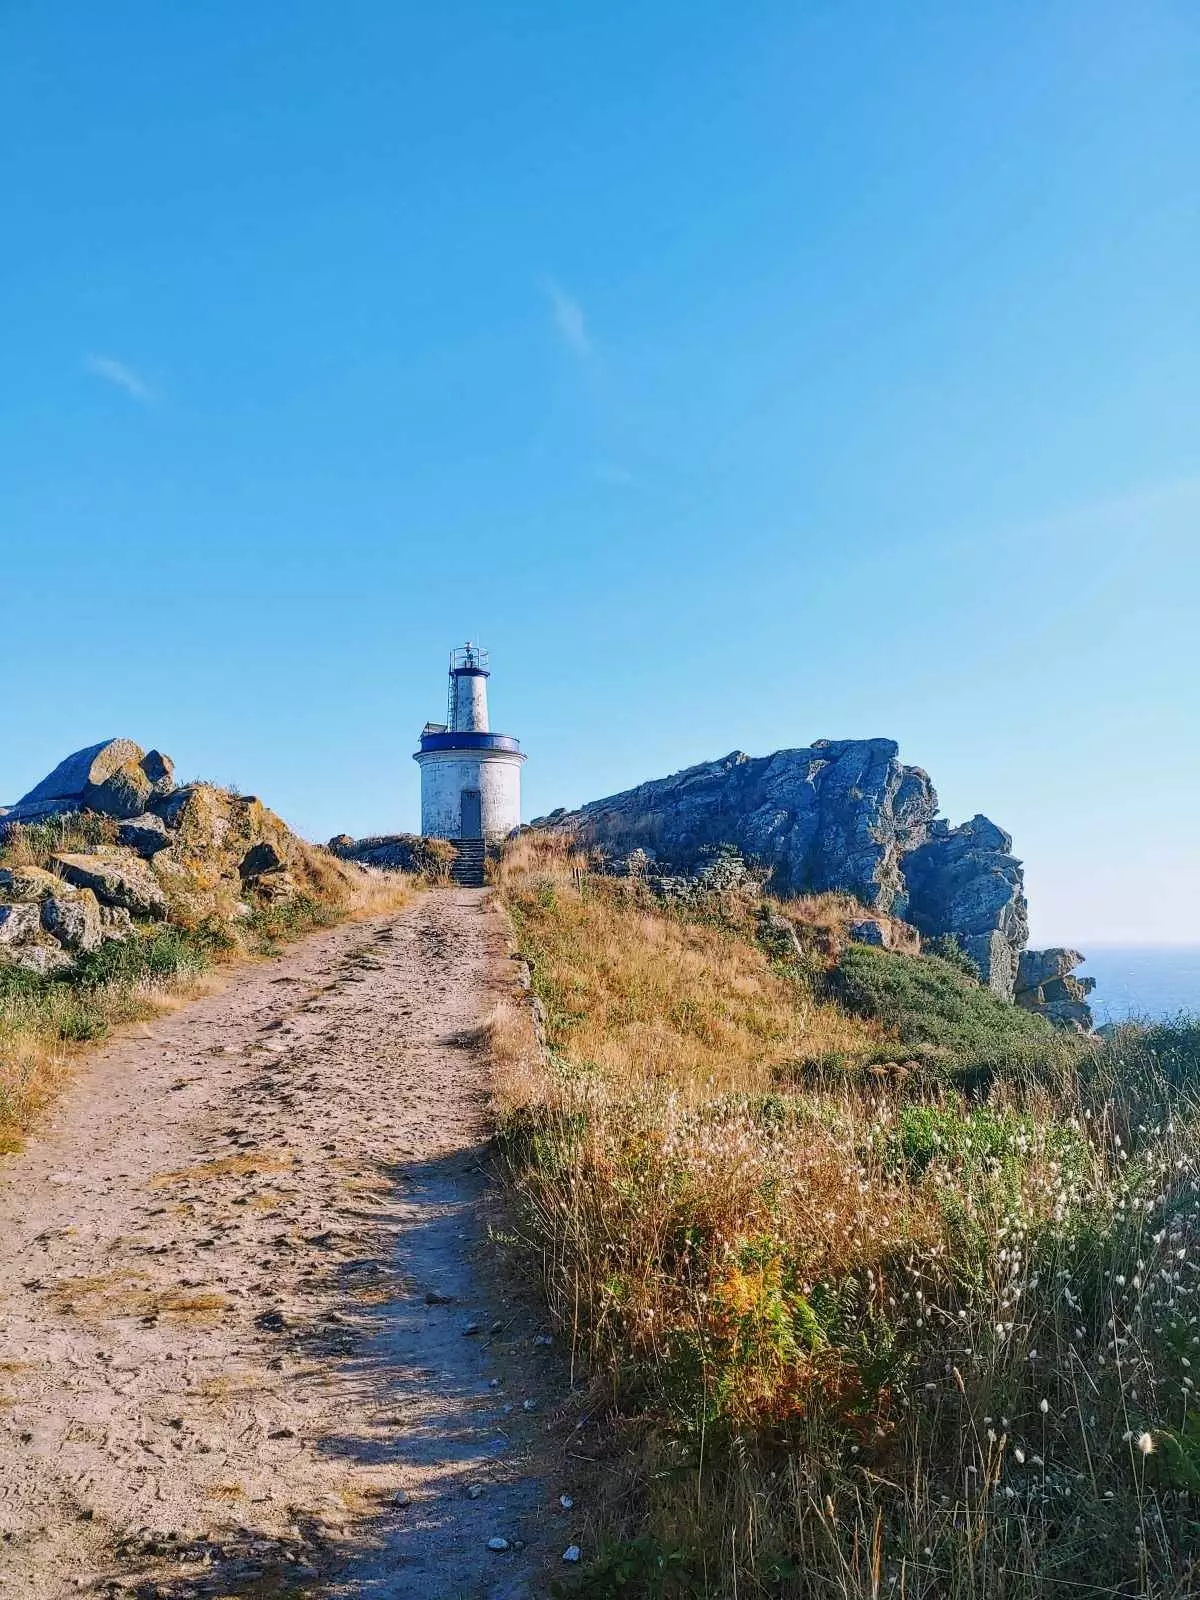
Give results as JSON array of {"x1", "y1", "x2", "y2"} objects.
[{"x1": 460, "y1": 789, "x2": 482, "y2": 839}]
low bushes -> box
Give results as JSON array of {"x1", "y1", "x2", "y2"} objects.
[{"x1": 830, "y1": 942, "x2": 1083, "y2": 1087}]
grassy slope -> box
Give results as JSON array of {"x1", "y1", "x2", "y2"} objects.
[
  {"x1": 0, "y1": 809, "x2": 411, "y2": 1149},
  {"x1": 492, "y1": 836, "x2": 1200, "y2": 1600}
]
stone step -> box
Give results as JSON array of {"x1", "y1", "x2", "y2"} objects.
[{"x1": 449, "y1": 840, "x2": 486, "y2": 887}]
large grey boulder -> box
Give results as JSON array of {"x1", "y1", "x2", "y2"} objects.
[
  {"x1": 41, "y1": 890, "x2": 102, "y2": 953},
  {"x1": 0, "y1": 903, "x2": 41, "y2": 946},
  {"x1": 50, "y1": 852, "x2": 169, "y2": 919},
  {"x1": 0, "y1": 865, "x2": 65, "y2": 901},
  {"x1": 3, "y1": 740, "x2": 175, "y2": 823},
  {"x1": 117, "y1": 813, "x2": 173, "y2": 858},
  {"x1": 1016, "y1": 948, "x2": 1084, "y2": 993},
  {"x1": 1015, "y1": 947, "x2": 1095, "y2": 1032},
  {"x1": 902, "y1": 816, "x2": 1029, "y2": 1000},
  {"x1": 84, "y1": 749, "x2": 175, "y2": 819},
  {"x1": 536, "y1": 741, "x2": 1033, "y2": 1002},
  {"x1": 6, "y1": 944, "x2": 73, "y2": 975}
]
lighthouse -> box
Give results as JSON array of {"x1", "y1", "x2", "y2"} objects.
[{"x1": 414, "y1": 643, "x2": 525, "y2": 842}]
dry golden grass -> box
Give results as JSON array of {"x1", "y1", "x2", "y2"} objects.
[
  {"x1": 200, "y1": 1372, "x2": 263, "y2": 1399},
  {"x1": 46, "y1": 1272, "x2": 230, "y2": 1321},
  {"x1": 491, "y1": 832, "x2": 1200, "y2": 1599},
  {"x1": 150, "y1": 1150, "x2": 295, "y2": 1187},
  {"x1": 501, "y1": 840, "x2": 880, "y2": 1106}
]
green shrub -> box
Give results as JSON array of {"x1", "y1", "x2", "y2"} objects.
[
  {"x1": 72, "y1": 923, "x2": 228, "y2": 989},
  {"x1": 829, "y1": 944, "x2": 1079, "y2": 1085},
  {"x1": 243, "y1": 893, "x2": 337, "y2": 950},
  {"x1": 925, "y1": 931, "x2": 981, "y2": 981}
]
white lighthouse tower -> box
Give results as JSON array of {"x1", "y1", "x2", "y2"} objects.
[{"x1": 414, "y1": 643, "x2": 525, "y2": 844}]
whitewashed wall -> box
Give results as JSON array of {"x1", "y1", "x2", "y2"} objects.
[
  {"x1": 451, "y1": 673, "x2": 490, "y2": 732},
  {"x1": 417, "y1": 749, "x2": 522, "y2": 838}
]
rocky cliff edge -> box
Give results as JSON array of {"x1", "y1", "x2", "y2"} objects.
[{"x1": 533, "y1": 739, "x2": 1088, "y2": 1025}]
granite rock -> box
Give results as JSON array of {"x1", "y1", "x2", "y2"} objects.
[
  {"x1": 0, "y1": 903, "x2": 41, "y2": 946},
  {"x1": 536, "y1": 742, "x2": 1030, "y2": 996},
  {"x1": 1016, "y1": 948, "x2": 1084, "y2": 993},
  {"x1": 1015, "y1": 947, "x2": 1095, "y2": 1032},
  {"x1": 0, "y1": 865, "x2": 66, "y2": 901},
  {"x1": 41, "y1": 889, "x2": 102, "y2": 953},
  {"x1": 6, "y1": 944, "x2": 74, "y2": 975},
  {"x1": 51, "y1": 852, "x2": 169, "y2": 919},
  {"x1": 99, "y1": 905, "x2": 135, "y2": 941},
  {"x1": 3, "y1": 740, "x2": 177, "y2": 824},
  {"x1": 116, "y1": 813, "x2": 173, "y2": 858},
  {"x1": 902, "y1": 817, "x2": 1028, "y2": 1000}
]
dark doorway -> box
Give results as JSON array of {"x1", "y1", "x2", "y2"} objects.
[{"x1": 460, "y1": 789, "x2": 482, "y2": 839}]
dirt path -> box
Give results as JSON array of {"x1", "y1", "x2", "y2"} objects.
[{"x1": 0, "y1": 889, "x2": 566, "y2": 1600}]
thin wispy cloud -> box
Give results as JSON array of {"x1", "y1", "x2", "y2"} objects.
[
  {"x1": 84, "y1": 353, "x2": 154, "y2": 403},
  {"x1": 542, "y1": 277, "x2": 592, "y2": 358}
]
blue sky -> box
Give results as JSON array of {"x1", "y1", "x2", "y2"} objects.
[{"x1": 2, "y1": 1, "x2": 1197, "y2": 944}]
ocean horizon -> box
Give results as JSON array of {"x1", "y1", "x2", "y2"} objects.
[{"x1": 1067, "y1": 944, "x2": 1200, "y2": 1026}]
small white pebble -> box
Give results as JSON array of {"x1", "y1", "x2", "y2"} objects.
[
  {"x1": 467, "y1": 1484, "x2": 484, "y2": 1500},
  {"x1": 563, "y1": 1545, "x2": 582, "y2": 1563},
  {"x1": 560, "y1": 1494, "x2": 574, "y2": 1510},
  {"x1": 523, "y1": 1399, "x2": 538, "y2": 1412},
  {"x1": 392, "y1": 1490, "x2": 412, "y2": 1507},
  {"x1": 487, "y1": 1536, "x2": 510, "y2": 1552}
]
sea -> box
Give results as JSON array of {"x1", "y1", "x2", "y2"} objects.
[{"x1": 1074, "y1": 945, "x2": 1200, "y2": 1026}]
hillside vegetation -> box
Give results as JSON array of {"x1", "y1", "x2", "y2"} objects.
[
  {"x1": 0, "y1": 799, "x2": 410, "y2": 1149},
  {"x1": 492, "y1": 835, "x2": 1200, "y2": 1599}
]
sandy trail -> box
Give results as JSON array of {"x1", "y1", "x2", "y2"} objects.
[{"x1": 0, "y1": 889, "x2": 562, "y2": 1599}]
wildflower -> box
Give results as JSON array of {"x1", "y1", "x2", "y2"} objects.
[
  {"x1": 1039, "y1": 1398, "x2": 1050, "y2": 1414},
  {"x1": 1137, "y1": 1432, "x2": 1155, "y2": 1456}
]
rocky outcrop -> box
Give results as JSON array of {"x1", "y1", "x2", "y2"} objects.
[
  {"x1": 534, "y1": 740, "x2": 1034, "y2": 1005},
  {"x1": 540, "y1": 743, "x2": 936, "y2": 906},
  {"x1": 329, "y1": 833, "x2": 457, "y2": 879},
  {"x1": 1, "y1": 739, "x2": 175, "y2": 824},
  {"x1": 1015, "y1": 948, "x2": 1095, "y2": 1032},
  {"x1": 2, "y1": 740, "x2": 358, "y2": 975},
  {"x1": 902, "y1": 817, "x2": 1028, "y2": 1000}
]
